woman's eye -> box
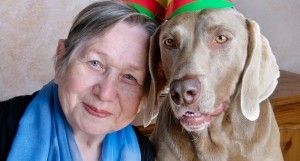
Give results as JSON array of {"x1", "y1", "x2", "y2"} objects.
[
  {"x1": 88, "y1": 60, "x2": 103, "y2": 70},
  {"x1": 215, "y1": 35, "x2": 228, "y2": 44},
  {"x1": 122, "y1": 74, "x2": 139, "y2": 85},
  {"x1": 124, "y1": 74, "x2": 136, "y2": 81}
]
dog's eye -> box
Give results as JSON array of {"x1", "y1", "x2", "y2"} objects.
[
  {"x1": 215, "y1": 35, "x2": 228, "y2": 44},
  {"x1": 163, "y1": 38, "x2": 178, "y2": 49}
]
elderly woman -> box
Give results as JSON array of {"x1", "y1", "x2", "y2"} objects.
[{"x1": 0, "y1": 1, "x2": 157, "y2": 161}]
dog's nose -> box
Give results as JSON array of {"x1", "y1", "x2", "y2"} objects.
[{"x1": 170, "y1": 77, "x2": 201, "y2": 106}]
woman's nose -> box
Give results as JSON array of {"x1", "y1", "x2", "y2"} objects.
[{"x1": 92, "y1": 76, "x2": 117, "y2": 101}]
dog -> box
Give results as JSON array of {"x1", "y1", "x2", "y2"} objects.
[{"x1": 143, "y1": 8, "x2": 284, "y2": 161}]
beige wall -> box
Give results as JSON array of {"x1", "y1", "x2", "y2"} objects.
[
  {"x1": 0, "y1": 0, "x2": 96, "y2": 101},
  {"x1": 235, "y1": 0, "x2": 300, "y2": 74},
  {"x1": 1, "y1": 0, "x2": 299, "y2": 102}
]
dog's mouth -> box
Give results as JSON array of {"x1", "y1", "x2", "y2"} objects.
[{"x1": 178, "y1": 102, "x2": 228, "y2": 131}]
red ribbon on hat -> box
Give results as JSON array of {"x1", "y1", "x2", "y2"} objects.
[{"x1": 126, "y1": 0, "x2": 234, "y2": 22}]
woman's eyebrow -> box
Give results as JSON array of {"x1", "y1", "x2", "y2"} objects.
[
  {"x1": 89, "y1": 49, "x2": 146, "y2": 71},
  {"x1": 127, "y1": 63, "x2": 146, "y2": 72}
]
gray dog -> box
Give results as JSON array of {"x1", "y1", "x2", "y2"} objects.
[{"x1": 144, "y1": 9, "x2": 284, "y2": 161}]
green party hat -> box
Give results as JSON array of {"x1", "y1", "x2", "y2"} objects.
[{"x1": 126, "y1": 0, "x2": 234, "y2": 22}]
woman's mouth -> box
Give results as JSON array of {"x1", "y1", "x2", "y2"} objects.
[{"x1": 83, "y1": 102, "x2": 112, "y2": 118}]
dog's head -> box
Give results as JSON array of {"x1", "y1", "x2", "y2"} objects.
[{"x1": 144, "y1": 9, "x2": 279, "y2": 132}]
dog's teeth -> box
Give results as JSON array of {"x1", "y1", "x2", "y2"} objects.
[{"x1": 185, "y1": 112, "x2": 201, "y2": 117}]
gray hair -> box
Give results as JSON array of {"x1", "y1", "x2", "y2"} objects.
[{"x1": 55, "y1": 0, "x2": 157, "y2": 79}]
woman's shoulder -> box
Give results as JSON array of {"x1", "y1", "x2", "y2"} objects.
[
  {"x1": 133, "y1": 126, "x2": 156, "y2": 161},
  {"x1": 0, "y1": 91, "x2": 38, "y2": 161},
  {"x1": 0, "y1": 92, "x2": 38, "y2": 119}
]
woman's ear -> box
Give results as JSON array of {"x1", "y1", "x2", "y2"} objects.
[
  {"x1": 56, "y1": 39, "x2": 66, "y2": 57},
  {"x1": 54, "y1": 39, "x2": 66, "y2": 83}
]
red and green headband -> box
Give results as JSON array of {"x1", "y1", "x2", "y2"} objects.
[{"x1": 126, "y1": 0, "x2": 234, "y2": 22}]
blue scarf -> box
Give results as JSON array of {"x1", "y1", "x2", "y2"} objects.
[{"x1": 7, "y1": 81, "x2": 141, "y2": 161}]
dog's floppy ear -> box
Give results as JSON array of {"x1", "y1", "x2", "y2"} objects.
[
  {"x1": 240, "y1": 19, "x2": 280, "y2": 121},
  {"x1": 143, "y1": 27, "x2": 167, "y2": 127}
]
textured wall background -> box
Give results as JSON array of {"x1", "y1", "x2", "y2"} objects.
[
  {"x1": 0, "y1": 0, "x2": 299, "y2": 101},
  {"x1": 0, "y1": 0, "x2": 96, "y2": 101},
  {"x1": 236, "y1": 0, "x2": 300, "y2": 74}
]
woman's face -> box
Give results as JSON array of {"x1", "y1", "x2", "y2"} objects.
[{"x1": 55, "y1": 22, "x2": 149, "y2": 136}]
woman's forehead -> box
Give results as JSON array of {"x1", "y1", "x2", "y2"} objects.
[{"x1": 72, "y1": 23, "x2": 149, "y2": 69}]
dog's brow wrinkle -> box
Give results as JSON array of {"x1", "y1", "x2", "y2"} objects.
[
  {"x1": 208, "y1": 25, "x2": 232, "y2": 33},
  {"x1": 173, "y1": 25, "x2": 188, "y2": 37}
]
